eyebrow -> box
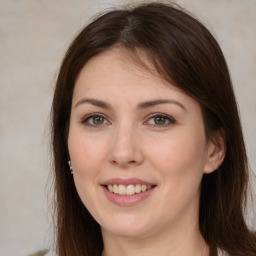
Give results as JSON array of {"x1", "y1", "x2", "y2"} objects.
[
  {"x1": 74, "y1": 98, "x2": 187, "y2": 112},
  {"x1": 74, "y1": 98, "x2": 112, "y2": 109},
  {"x1": 138, "y1": 99, "x2": 187, "y2": 111}
]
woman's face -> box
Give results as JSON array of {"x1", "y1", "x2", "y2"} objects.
[{"x1": 68, "y1": 48, "x2": 215, "y2": 239}]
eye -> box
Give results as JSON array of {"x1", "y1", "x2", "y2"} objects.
[
  {"x1": 146, "y1": 113, "x2": 175, "y2": 127},
  {"x1": 81, "y1": 113, "x2": 110, "y2": 127}
]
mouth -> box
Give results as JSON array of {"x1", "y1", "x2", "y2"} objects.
[
  {"x1": 105, "y1": 184, "x2": 154, "y2": 196},
  {"x1": 101, "y1": 178, "x2": 156, "y2": 206}
]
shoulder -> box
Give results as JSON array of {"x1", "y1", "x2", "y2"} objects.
[
  {"x1": 44, "y1": 251, "x2": 56, "y2": 256},
  {"x1": 27, "y1": 250, "x2": 51, "y2": 256}
]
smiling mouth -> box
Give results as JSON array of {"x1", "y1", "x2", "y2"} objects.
[{"x1": 105, "y1": 184, "x2": 154, "y2": 196}]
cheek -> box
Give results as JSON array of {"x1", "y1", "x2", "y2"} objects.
[
  {"x1": 147, "y1": 130, "x2": 207, "y2": 182},
  {"x1": 68, "y1": 134, "x2": 108, "y2": 207},
  {"x1": 68, "y1": 133, "x2": 107, "y2": 205},
  {"x1": 68, "y1": 132, "x2": 108, "y2": 174}
]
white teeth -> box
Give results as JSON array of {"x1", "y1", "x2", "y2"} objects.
[
  {"x1": 106, "y1": 184, "x2": 152, "y2": 195},
  {"x1": 126, "y1": 185, "x2": 135, "y2": 195},
  {"x1": 118, "y1": 185, "x2": 126, "y2": 195},
  {"x1": 107, "y1": 185, "x2": 113, "y2": 192},
  {"x1": 113, "y1": 184, "x2": 118, "y2": 194},
  {"x1": 135, "y1": 184, "x2": 142, "y2": 193}
]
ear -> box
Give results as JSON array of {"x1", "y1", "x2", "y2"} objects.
[{"x1": 203, "y1": 130, "x2": 226, "y2": 174}]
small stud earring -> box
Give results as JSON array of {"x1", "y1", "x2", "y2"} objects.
[
  {"x1": 68, "y1": 160, "x2": 74, "y2": 174},
  {"x1": 213, "y1": 165, "x2": 218, "y2": 171}
]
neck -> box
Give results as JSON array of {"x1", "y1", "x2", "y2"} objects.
[{"x1": 101, "y1": 223, "x2": 209, "y2": 256}]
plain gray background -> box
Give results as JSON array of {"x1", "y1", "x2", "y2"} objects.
[{"x1": 0, "y1": 0, "x2": 255, "y2": 255}]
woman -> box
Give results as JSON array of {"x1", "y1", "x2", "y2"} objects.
[{"x1": 49, "y1": 2, "x2": 256, "y2": 256}]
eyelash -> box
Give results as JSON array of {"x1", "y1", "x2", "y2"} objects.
[
  {"x1": 81, "y1": 113, "x2": 110, "y2": 127},
  {"x1": 145, "y1": 113, "x2": 176, "y2": 127},
  {"x1": 81, "y1": 113, "x2": 176, "y2": 128}
]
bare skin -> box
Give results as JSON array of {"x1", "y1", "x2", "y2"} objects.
[{"x1": 68, "y1": 48, "x2": 225, "y2": 256}]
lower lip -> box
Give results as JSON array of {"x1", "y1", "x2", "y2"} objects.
[{"x1": 102, "y1": 186, "x2": 156, "y2": 206}]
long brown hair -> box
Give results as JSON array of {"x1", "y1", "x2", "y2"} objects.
[{"x1": 51, "y1": 2, "x2": 256, "y2": 256}]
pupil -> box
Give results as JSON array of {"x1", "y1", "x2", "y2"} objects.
[
  {"x1": 155, "y1": 117, "x2": 165, "y2": 125},
  {"x1": 94, "y1": 116, "x2": 103, "y2": 124}
]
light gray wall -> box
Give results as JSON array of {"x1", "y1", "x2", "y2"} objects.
[{"x1": 0, "y1": 0, "x2": 255, "y2": 255}]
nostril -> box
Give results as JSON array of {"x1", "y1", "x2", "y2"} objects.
[{"x1": 111, "y1": 159, "x2": 137, "y2": 166}]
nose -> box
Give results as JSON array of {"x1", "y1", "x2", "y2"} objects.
[{"x1": 108, "y1": 125, "x2": 144, "y2": 168}]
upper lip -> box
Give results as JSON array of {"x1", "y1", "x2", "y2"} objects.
[{"x1": 101, "y1": 178, "x2": 156, "y2": 186}]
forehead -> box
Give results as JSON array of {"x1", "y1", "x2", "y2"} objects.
[
  {"x1": 72, "y1": 47, "x2": 201, "y2": 114},
  {"x1": 77, "y1": 48, "x2": 159, "y2": 84},
  {"x1": 75, "y1": 48, "x2": 180, "y2": 96}
]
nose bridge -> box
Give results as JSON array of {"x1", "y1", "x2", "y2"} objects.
[{"x1": 109, "y1": 121, "x2": 143, "y2": 167}]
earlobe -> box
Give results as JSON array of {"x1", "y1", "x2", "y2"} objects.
[{"x1": 203, "y1": 130, "x2": 226, "y2": 174}]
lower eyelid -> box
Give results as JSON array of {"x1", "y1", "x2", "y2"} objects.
[
  {"x1": 81, "y1": 113, "x2": 109, "y2": 125},
  {"x1": 167, "y1": 117, "x2": 176, "y2": 123},
  {"x1": 80, "y1": 113, "x2": 175, "y2": 127},
  {"x1": 146, "y1": 114, "x2": 176, "y2": 125}
]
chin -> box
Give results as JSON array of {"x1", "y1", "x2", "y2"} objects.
[
  {"x1": 103, "y1": 226, "x2": 151, "y2": 239},
  {"x1": 100, "y1": 215, "x2": 156, "y2": 239}
]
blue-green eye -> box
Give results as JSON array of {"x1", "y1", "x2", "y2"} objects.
[
  {"x1": 82, "y1": 114, "x2": 109, "y2": 126},
  {"x1": 147, "y1": 114, "x2": 175, "y2": 127}
]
